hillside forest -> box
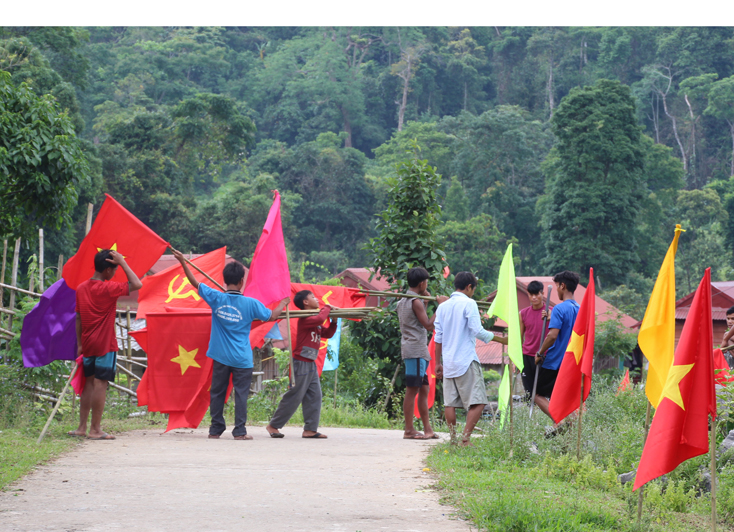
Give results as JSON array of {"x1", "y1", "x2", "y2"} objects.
[{"x1": 4, "y1": 26, "x2": 734, "y2": 319}]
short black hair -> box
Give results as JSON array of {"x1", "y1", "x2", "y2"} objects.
[
  {"x1": 553, "y1": 271, "x2": 580, "y2": 294},
  {"x1": 454, "y1": 271, "x2": 477, "y2": 290},
  {"x1": 407, "y1": 267, "x2": 430, "y2": 288},
  {"x1": 727, "y1": 305, "x2": 734, "y2": 316},
  {"x1": 527, "y1": 280, "x2": 544, "y2": 295},
  {"x1": 294, "y1": 290, "x2": 312, "y2": 310},
  {"x1": 223, "y1": 261, "x2": 246, "y2": 286},
  {"x1": 94, "y1": 249, "x2": 115, "y2": 273}
]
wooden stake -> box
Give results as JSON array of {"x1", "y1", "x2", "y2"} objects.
[
  {"x1": 509, "y1": 361, "x2": 514, "y2": 452},
  {"x1": 85, "y1": 203, "x2": 94, "y2": 234},
  {"x1": 285, "y1": 305, "x2": 295, "y2": 387},
  {"x1": 577, "y1": 378, "x2": 584, "y2": 460},
  {"x1": 37, "y1": 364, "x2": 78, "y2": 444},
  {"x1": 57, "y1": 254, "x2": 64, "y2": 282},
  {"x1": 333, "y1": 367, "x2": 338, "y2": 409},
  {"x1": 712, "y1": 413, "x2": 717, "y2": 532},
  {"x1": 7, "y1": 239, "x2": 21, "y2": 335},
  {"x1": 1, "y1": 239, "x2": 7, "y2": 327},
  {"x1": 38, "y1": 228, "x2": 44, "y2": 291},
  {"x1": 637, "y1": 402, "x2": 652, "y2": 523},
  {"x1": 383, "y1": 362, "x2": 402, "y2": 413}
]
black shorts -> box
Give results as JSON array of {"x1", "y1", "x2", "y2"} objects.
[
  {"x1": 535, "y1": 366, "x2": 559, "y2": 398},
  {"x1": 83, "y1": 351, "x2": 117, "y2": 382},
  {"x1": 520, "y1": 354, "x2": 537, "y2": 399}
]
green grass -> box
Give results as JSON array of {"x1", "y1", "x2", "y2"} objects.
[{"x1": 425, "y1": 377, "x2": 732, "y2": 532}]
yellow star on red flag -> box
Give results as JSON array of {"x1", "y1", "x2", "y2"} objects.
[
  {"x1": 96, "y1": 242, "x2": 126, "y2": 258},
  {"x1": 171, "y1": 345, "x2": 201, "y2": 375},
  {"x1": 567, "y1": 331, "x2": 585, "y2": 364},
  {"x1": 660, "y1": 363, "x2": 694, "y2": 410}
]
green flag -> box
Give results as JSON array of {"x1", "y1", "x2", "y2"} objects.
[{"x1": 487, "y1": 243, "x2": 523, "y2": 424}]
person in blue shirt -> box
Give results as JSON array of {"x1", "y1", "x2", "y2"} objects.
[
  {"x1": 534, "y1": 270, "x2": 580, "y2": 422},
  {"x1": 173, "y1": 249, "x2": 288, "y2": 440}
]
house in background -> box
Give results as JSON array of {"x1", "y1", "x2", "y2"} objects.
[
  {"x1": 672, "y1": 281, "x2": 734, "y2": 347},
  {"x1": 335, "y1": 267, "x2": 391, "y2": 307},
  {"x1": 483, "y1": 276, "x2": 637, "y2": 374}
]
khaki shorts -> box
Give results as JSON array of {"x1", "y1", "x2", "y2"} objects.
[{"x1": 443, "y1": 360, "x2": 487, "y2": 409}]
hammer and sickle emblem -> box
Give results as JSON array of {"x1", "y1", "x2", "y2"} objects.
[
  {"x1": 166, "y1": 274, "x2": 201, "y2": 303},
  {"x1": 320, "y1": 291, "x2": 333, "y2": 305}
]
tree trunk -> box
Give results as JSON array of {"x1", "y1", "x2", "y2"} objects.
[
  {"x1": 684, "y1": 94, "x2": 697, "y2": 186},
  {"x1": 398, "y1": 63, "x2": 410, "y2": 132},
  {"x1": 341, "y1": 106, "x2": 353, "y2": 148},
  {"x1": 463, "y1": 81, "x2": 468, "y2": 111},
  {"x1": 660, "y1": 91, "x2": 688, "y2": 174},
  {"x1": 729, "y1": 120, "x2": 734, "y2": 177},
  {"x1": 547, "y1": 55, "x2": 555, "y2": 119}
]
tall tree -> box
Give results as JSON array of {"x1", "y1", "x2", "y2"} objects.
[{"x1": 540, "y1": 79, "x2": 645, "y2": 287}]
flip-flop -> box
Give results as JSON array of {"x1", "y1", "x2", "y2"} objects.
[
  {"x1": 67, "y1": 431, "x2": 85, "y2": 437},
  {"x1": 87, "y1": 433, "x2": 115, "y2": 440},
  {"x1": 302, "y1": 432, "x2": 327, "y2": 439},
  {"x1": 403, "y1": 433, "x2": 429, "y2": 440},
  {"x1": 426, "y1": 434, "x2": 440, "y2": 439},
  {"x1": 269, "y1": 432, "x2": 285, "y2": 438}
]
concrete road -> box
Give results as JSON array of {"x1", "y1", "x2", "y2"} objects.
[{"x1": 0, "y1": 427, "x2": 473, "y2": 532}]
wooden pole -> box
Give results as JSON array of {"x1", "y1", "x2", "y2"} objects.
[
  {"x1": 57, "y1": 254, "x2": 64, "y2": 282},
  {"x1": 126, "y1": 307, "x2": 133, "y2": 403},
  {"x1": 383, "y1": 362, "x2": 402, "y2": 413},
  {"x1": 509, "y1": 361, "x2": 514, "y2": 452},
  {"x1": 712, "y1": 413, "x2": 717, "y2": 532},
  {"x1": 85, "y1": 203, "x2": 94, "y2": 234},
  {"x1": 38, "y1": 228, "x2": 44, "y2": 291},
  {"x1": 7, "y1": 239, "x2": 21, "y2": 335},
  {"x1": 577, "y1": 378, "x2": 584, "y2": 460},
  {"x1": 637, "y1": 401, "x2": 653, "y2": 522},
  {"x1": 171, "y1": 247, "x2": 226, "y2": 292},
  {"x1": 333, "y1": 367, "x2": 338, "y2": 409},
  {"x1": 0, "y1": 239, "x2": 7, "y2": 327},
  {"x1": 285, "y1": 305, "x2": 295, "y2": 387},
  {"x1": 37, "y1": 364, "x2": 78, "y2": 444}
]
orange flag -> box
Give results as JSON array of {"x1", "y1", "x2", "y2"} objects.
[
  {"x1": 414, "y1": 333, "x2": 437, "y2": 416},
  {"x1": 136, "y1": 247, "x2": 226, "y2": 319},
  {"x1": 548, "y1": 268, "x2": 596, "y2": 424},
  {"x1": 617, "y1": 368, "x2": 631, "y2": 395},
  {"x1": 633, "y1": 269, "x2": 716, "y2": 491},
  {"x1": 63, "y1": 194, "x2": 168, "y2": 290}
]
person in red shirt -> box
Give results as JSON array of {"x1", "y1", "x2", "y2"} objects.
[
  {"x1": 266, "y1": 290, "x2": 338, "y2": 439},
  {"x1": 519, "y1": 281, "x2": 550, "y2": 402},
  {"x1": 68, "y1": 249, "x2": 142, "y2": 440}
]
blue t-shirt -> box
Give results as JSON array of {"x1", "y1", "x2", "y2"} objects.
[
  {"x1": 199, "y1": 283, "x2": 272, "y2": 368},
  {"x1": 543, "y1": 299, "x2": 580, "y2": 370}
]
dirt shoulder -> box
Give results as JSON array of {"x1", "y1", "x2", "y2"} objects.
[{"x1": 0, "y1": 426, "x2": 472, "y2": 532}]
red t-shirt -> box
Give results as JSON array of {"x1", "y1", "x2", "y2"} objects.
[
  {"x1": 520, "y1": 305, "x2": 549, "y2": 356},
  {"x1": 75, "y1": 279, "x2": 129, "y2": 357},
  {"x1": 293, "y1": 306, "x2": 338, "y2": 363}
]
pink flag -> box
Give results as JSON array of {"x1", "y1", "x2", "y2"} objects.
[{"x1": 244, "y1": 190, "x2": 291, "y2": 306}]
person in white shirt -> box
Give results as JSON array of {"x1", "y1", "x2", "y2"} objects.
[{"x1": 435, "y1": 272, "x2": 507, "y2": 447}]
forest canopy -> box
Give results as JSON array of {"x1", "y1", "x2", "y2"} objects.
[{"x1": 2, "y1": 26, "x2": 734, "y2": 312}]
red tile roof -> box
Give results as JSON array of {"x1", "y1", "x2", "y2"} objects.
[
  {"x1": 672, "y1": 281, "x2": 734, "y2": 323},
  {"x1": 335, "y1": 268, "x2": 392, "y2": 292},
  {"x1": 476, "y1": 339, "x2": 510, "y2": 365}
]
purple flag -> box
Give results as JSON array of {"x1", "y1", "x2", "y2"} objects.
[{"x1": 20, "y1": 279, "x2": 77, "y2": 367}]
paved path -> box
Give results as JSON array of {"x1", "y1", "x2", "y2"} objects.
[{"x1": 0, "y1": 427, "x2": 473, "y2": 532}]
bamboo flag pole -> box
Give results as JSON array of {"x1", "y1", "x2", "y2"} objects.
[
  {"x1": 362, "y1": 290, "x2": 491, "y2": 309},
  {"x1": 577, "y1": 378, "x2": 584, "y2": 460},
  {"x1": 57, "y1": 254, "x2": 64, "y2": 282},
  {"x1": 85, "y1": 203, "x2": 94, "y2": 234},
  {"x1": 333, "y1": 368, "x2": 338, "y2": 409},
  {"x1": 285, "y1": 305, "x2": 295, "y2": 387},
  {"x1": 37, "y1": 364, "x2": 79, "y2": 444},
  {"x1": 637, "y1": 402, "x2": 652, "y2": 523},
  {"x1": 170, "y1": 247, "x2": 226, "y2": 291},
  {"x1": 0, "y1": 239, "x2": 7, "y2": 329},
  {"x1": 7, "y1": 239, "x2": 21, "y2": 336},
  {"x1": 711, "y1": 413, "x2": 718, "y2": 532},
  {"x1": 509, "y1": 359, "x2": 514, "y2": 453}
]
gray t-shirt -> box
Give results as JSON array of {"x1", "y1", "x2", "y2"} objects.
[{"x1": 397, "y1": 290, "x2": 430, "y2": 361}]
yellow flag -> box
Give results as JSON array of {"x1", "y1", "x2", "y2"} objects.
[{"x1": 639, "y1": 225, "x2": 684, "y2": 408}]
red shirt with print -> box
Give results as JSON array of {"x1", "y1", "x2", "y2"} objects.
[
  {"x1": 75, "y1": 279, "x2": 129, "y2": 357},
  {"x1": 293, "y1": 306, "x2": 338, "y2": 363}
]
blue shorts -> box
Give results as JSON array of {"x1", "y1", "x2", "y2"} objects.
[
  {"x1": 83, "y1": 351, "x2": 117, "y2": 382},
  {"x1": 405, "y1": 358, "x2": 429, "y2": 388}
]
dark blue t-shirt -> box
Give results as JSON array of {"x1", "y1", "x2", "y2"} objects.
[
  {"x1": 199, "y1": 283, "x2": 272, "y2": 368},
  {"x1": 543, "y1": 299, "x2": 580, "y2": 370}
]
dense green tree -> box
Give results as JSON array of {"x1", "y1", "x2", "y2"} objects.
[
  {"x1": 442, "y1": 176, "x2": 469, "y2": 222},
  {"x1": 540, "y1": 79, "x2": 645, "y2": 287},
  {"x1": 0, "y1": 71, "x2": 91, "y2": 239},
  {"x1": 438, "y1": 214, "x2": 510, "y2": 282}
]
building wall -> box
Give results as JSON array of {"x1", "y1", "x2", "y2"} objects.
[{"x1": 675, "y1": 320, "x2": 727, "y2": 348}]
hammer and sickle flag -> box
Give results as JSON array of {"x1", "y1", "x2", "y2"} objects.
[
  {"x1": 137, "y1": 247, "x2": 226, "y2": 319},
  {"x1": 548, "y1": 268, "x2": 596, "y2": 424},
  {"x1": 63, "y1": 194, "x2": 169, "y2": 291}
]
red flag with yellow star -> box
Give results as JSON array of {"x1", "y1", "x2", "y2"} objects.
[
  {"x1": 63, "y1": 194, "x2": 169, "y2": 290},
  {"x1": 548, "y1": 268, "x2": 596, "y2": 424},
  {"x1": 414, "y1": 333, "x2": 437, "y2": 416},
  {"x1": 633, "y1": 269, "x2": 715, "y2": 491},
  {"x1": 136, "y1": 247, "x2": 226, "y2": 319},
  {"x1": 136, "y1": 311, "x2": 223, "y2": 432}
]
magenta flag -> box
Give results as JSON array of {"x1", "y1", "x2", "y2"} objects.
[{"x1": 244, "y1": 190, "x2": 291, "y2": 306}]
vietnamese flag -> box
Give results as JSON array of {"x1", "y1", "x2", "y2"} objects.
[
  {"x1": 244, "y1": 190, "x2": 291, "y2": 307},
  {"x1": 549, "y1": 268, "x2": 596, "y2": 424},
  {"x1": 414, "y1": 333, "x2": 437, "y2": 415},
  {"x1": 617, "y1": 369, "x2": 631, "y2": 395},
  {"x1": 714, "y1": 348, "x2": 734, "y2": 386},
  {"x1": 137, "y1": 247, "x2": 226, "y2": 319},
  {"x1": 284, "y1": 283, "x2": 367, "y2": 375},
  {"x1": 63, "y1": 194, "x2": 169, "y2": 290},
  {"x1": 136, "y1": 311, "x2": 215, "y2": 432},
  {"x1": 633, "y1": 269, "x2": 716, "y2": 491}
]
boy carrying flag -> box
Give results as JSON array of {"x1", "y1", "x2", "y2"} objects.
[
  {"x1": 173, "y1": 249, "x2": 288, "y2": 440},
  {"x1": 266, "y1": 290, "x2": 337, "y2": 439}
]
